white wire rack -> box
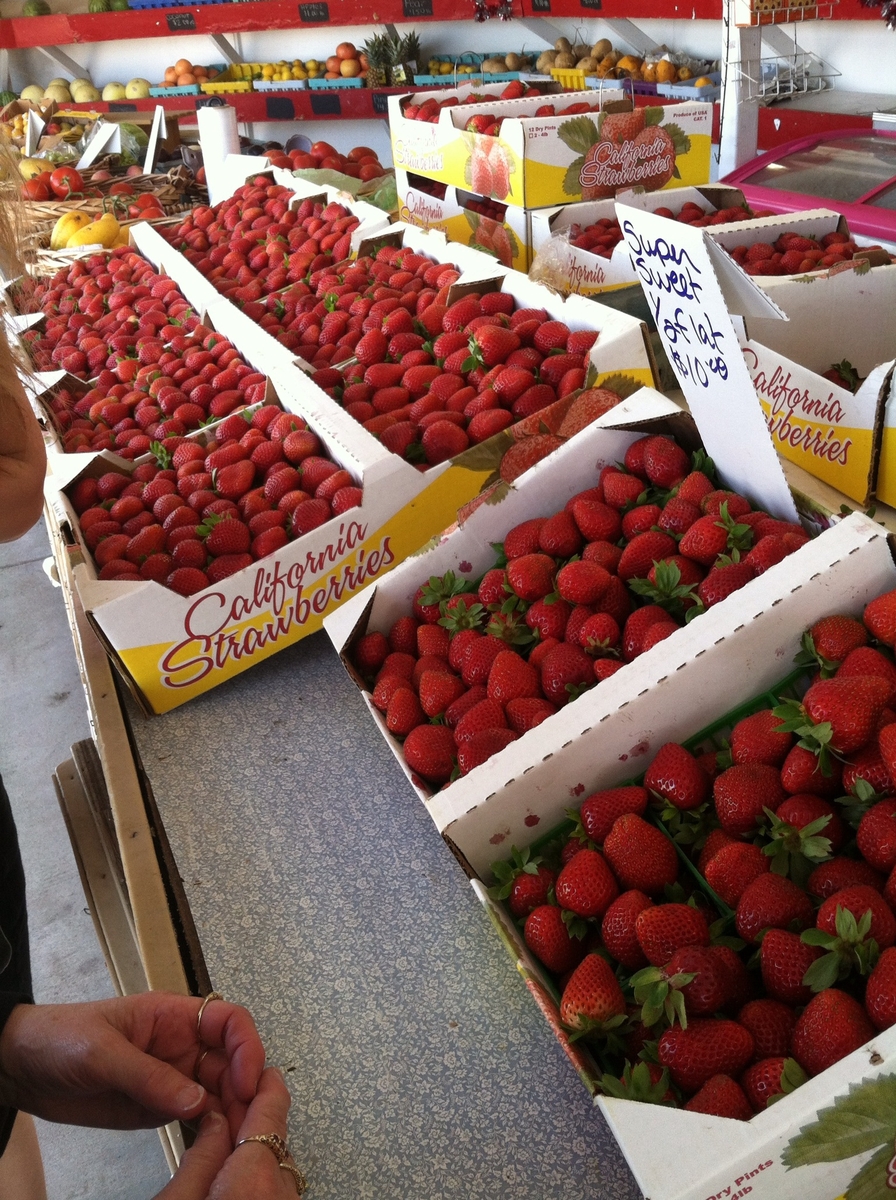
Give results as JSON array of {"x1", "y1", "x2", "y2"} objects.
[{"x1": 732, "y1": 47, "x2": 840, "y2": 99}]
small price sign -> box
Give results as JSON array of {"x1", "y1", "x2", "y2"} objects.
[
  {"x1": 371, "y1": 92, "x2": 389, "y2": 114},
  {"x1": 166, "y1": 11, "x2": 197, "y2": 31},
  {"x1": 579, "y1": 0, "x2": 601, "y2": 9},
  {"x1": 310, "y1": 92, "x2": 341, "y2": 116},
  {"x1": 298, "y1": 2, "x2": 329, "y2": 20},
  {"x1": 531, "y1": 0, "x2": 551, "y2": 11},
  {"x1": 402, "y1": 0, "x2": 433, "y2": 16}
]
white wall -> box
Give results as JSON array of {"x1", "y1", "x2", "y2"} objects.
[{"x1": 8, "y1": 13, "x2": 896, "y2": 165}]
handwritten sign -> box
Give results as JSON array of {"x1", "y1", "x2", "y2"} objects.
[
  {"x1": 531, "y1": 0, "x2": 551, "y2": 10},
  {"x1": 166, "y1": 11, "x2": 196, "y2": 31},
  {"x1": 310, "y1": 92, "x2": 341, "y2": 116},
  {"x1": 580, "y1": 0, "x2": 602, "y2": 9},
  {"x1": 616, "y1": 203, "x2": 798, "y2": 521},
  {"x1": 371, "y1": 92, "x2": 389, "y2": 115},
  {"x1": 402, "y1": 0, "x2": 433, "y2": 15},
  {"x1": 298, "y1": 2, "x2": 329, "y2": 20}
]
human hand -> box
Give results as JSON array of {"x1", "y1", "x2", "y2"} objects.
[
  {"x1": 157, "y1": 1067, "x2": 300, "y2": 1200},
  {"x1": 0, "y1": 992, "x2": 265, "y2": 1135}
]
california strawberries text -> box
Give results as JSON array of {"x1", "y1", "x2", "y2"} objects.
[
  {"x1": 743, "y1": 348, "x2": 853, "y2": 466},
  {"x1": 581, "y1": 139, "x2": 674, "y2": 191},
  {"x1": 159, "y1": 526, "x2": 394, "y2": 688}
]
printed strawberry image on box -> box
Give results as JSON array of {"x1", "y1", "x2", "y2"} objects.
[{"x1": 389, "y1": 88, "x2": 712, "y2": 210}]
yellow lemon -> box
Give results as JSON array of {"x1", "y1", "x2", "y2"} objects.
[{"x1": 693, "y1": 75, "x2": 713, "y2": 87}]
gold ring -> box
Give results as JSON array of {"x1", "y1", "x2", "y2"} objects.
[
  {"x1": 194, "y1": 1046, "x2": 210, "y2": 1082},
  {"x1": 279, "y1": 1161, "x2": 306, "y2": 1195},
  {"x1": 196, "y1": 991, "x2": 223, "y2": 1039},
  {"x1": 235, "y1": 1133, "x2": 289, "y2": 1164}
]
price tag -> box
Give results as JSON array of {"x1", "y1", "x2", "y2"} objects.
[
  {"x1": 402, "y1": 0, "x2": 433, "y2": 15},
  {"x1": 531, "y1": 0, "x2": 551, "y2": 10},
  {"x1": 107, "y1": 102, "x2": 138, "y2": 112},
  {"x1": 310, "y1": 93, "x2": 341, "y2": 116},
  {"x1": 616, "y1": 203, "x2": 798, "y2": 521},
  {"x1": 166, "y1": 11, "x2": 197, "y2": 31},
  {"x1": 298, "y1": 2, "x2": 329, "y2": 19},
  {"x1": 371, "y1": 92, "x2": 389, "y2": 115},
  {"x1": 579, "y1": 0, "x2": 601, "y2": 9},
  {"x1": 265, "y1": 96, "x2": 295, "y2": 120}
]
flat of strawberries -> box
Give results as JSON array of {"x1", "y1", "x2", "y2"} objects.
[
  {"x1": 487, "y1": 587, "x2": 896, "y2": 1120},
  {"x1": 723, "y1": 229, "x2": 895, "y2": 277},
  {"x1": 566, "y1": 201, "x2": 770, "y2": 260},
  {"x1": 13, "y1": 250, "x2": 267, "y2": 456},
  {"x1": 350, "y1": 432, "x2": 810, "y2": 789},
  {"x1": 68, "y1": 403, "x2": 361, "y2": 596}
]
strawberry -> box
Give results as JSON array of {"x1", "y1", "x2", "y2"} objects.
[
  {"x1": 602, "y1": 814, "x2": 679, "y2": 898},
  {"x1": 570, "y1": 498, "x2": 622, "y2": 543},
  {"x1": 802, "y1": 614, "x2": 869, "y2": 674},
  {"x1": 729, "y1": 709, "x2": 794, "y2": 767},
  {"x1": 525, "y1": 597, "x2": 572, "y2": 642},
  {"x1": 769, "y1": 792, "x2": 846, "y2": 862},
  {"x1": 559, "y1": 953, "x2": 627, "y2": 1035},
  {"x1": 213, "y1": 460, "x2": 255, "y2": 501},
  {"x1": 679, "y1": 508, "x2": 752, "y2": 566},
  {"x1": 539, "y1": 643, "x2": 594, "y2": 707},
  {"x1": 865, "y1": 946, "x2": 896, "y2": 1030},
  {"x1": 457, "y1": 727, "x2": 518, "y2": 774},
  {"x1": 555, "y1": 561, "x2": 610, "y2": 606},
  {"x1": 402, "y1": 724, "x2": 456, "y2": 785},
  {"x1": 504, "y1": 696, "x2": 556, "y2": 733},
  {"x1": 816, "y1": 883, "x2": 896, "y2": 950},
  {"x1": 538, "y1": 510, "x2": 583, "y2": 559},
  {"x1": 469, "y1": 326, "x2": 520, "y2": 368},
  {"x1": 704, "y1": 842, "x2": 770, "y2": 908},
  {"x1": 418, "y1": 671, "x2": 467, "y2": 719},
  {"x1": 598, "y1": 889, "x2": 652, "y2": 970},
  {"x1": 839, "y1": 646, "x2": 896, "y2": 702},
  {"x1": 696, "y1": 561, "x2": 756, "y2": 609},
  {"x1": 635, "y1": 903, "x2": 710, "y2": 967},
  {"x1": 791, "y1": 989, "x2": 873, "y2": 1076},
  {"x1": 799, "y1": 674, "x2": 891, "y2": 755},
  {"x1": 489, "y1": 846, "x2": 556, "y2": 920},
  {"x1": 807, "y1": 856, "x2": 884, "y2": 900},
  {"x1": 601, "y1": 470, "x2": 646, "y2": 511},
  {"x1": 616, "y1": 530, "x2": 677, "y2": 583},
  {"x1": 386, "y1": 688, "x2": 426, "y2": 736},
  {"x1": 658, "y1": 1019, "x2": 754, "y2": 1095},
  {"x1": 487, "y1": 650, "x2": 540, "y2": 704},
  {"x1": 741, "y1": 1057, "x2": 806, "y2": 1113},
  {"x1": 577, "y1": 613, "x2": 621, "y2": 657},
  {"x1": 865, "y1": 588, "x2": 896, "y2": 646},
  {"x1": 640, "y1": 436, "x2": 690, "y2": 488},
  {"x1": 737, "y1": 999, "x2": 797, "y2": 1060},
  {"x1": 760, "y1": 929, "x2": 822, "y2": 1005},
  {"x1": 507, "y1": 553, "x2": 556, "y2": 602},
  {"x1": 523, "y1": 904, "x2": 586, "y2": 974},
  {"x1": 713, "y1": 763, "x2": 785, "y2": 837},
  {"x1": 622, "y1": 605, "x2": 672, "y2": 661},
  {"x1": 166, "y1": 567, "x2": 209, "y2": 596},
  {"x1": 684, "y1": 1074, "x2": 753, "y2": 1120},
  {"x1": 662, "y1": 944, "x2": 735, "y2": 1016},
  {"x1": 555, "y1": 847, "x2": 620, "y2": 919},
  {"x1": 780, "y1": 743, "x2": 843, "y2": 798},
  {"x1": 735, "y1": 872, "x2": 814, "y2": 945},
  {"x1": 643, "y1": 743, "x2": 709, "y2": 812}
]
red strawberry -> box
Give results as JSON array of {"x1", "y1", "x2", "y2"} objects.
[
  {"x1": 856, "y1": 798, "x2": 896, "y2": 873},
  {"x1": 457, "y1": 727, "x2": 518, "y2": 774},
  {"x1": 816, "y1": 883, "x2": 896, "y2": 950},
  {"x1": 454, "y1": 698, "x2": 507, "y2": 743},
  {"x1": 640, "y1": 436, "x2": 690, "y2": 488},
  {"x1": 555, "y1": 560, "x2": 610, "y2": 606},
  {"x1": 507, "y1": 553, "x2": 556, "y2": 602},
  {"x1": 760, "y1": 929, "x2": 822, "y2": 1005},
  {"x1": 202, "y1": 514, "x2": 251, "y2": 557},
  {"x1": 418, "y1": 671, "x2": 467, "y2": 719},
  {"x1": 503, "y1": 518, "x2": 548, "y2": 559},
  {"x1": 805, "y1": 614, "x2": 869, "y2": 671},
  {"x1": 402, "y1": 724, "x2": 456, "y2": 785},
  {"x1": 697, "y1": 561, "x2": 756, "y2": 609},
  {"x1": 539, "y1": 643, "x2": 594, "y2": 707},
  {"x1": 504, "y1": 696, "x2": 556, "y2": 733},
  {"x1": 386, "y1": 688, "x2": 426, "y2": 736},
  {"x1": 684, "y1": 1074, "x2": 752, "y2": 1120},
  {"x1": 730, "y1": 709, "x2": 794, "y2": 767},
  {"x1": 523, "y1": 904, "x2": 586, "y2": 974},
  {"x1": 559, "y1": 953, "x2": 627, "y2": 1033},
  {"x1": 580, "y1": 787, "x2": 648, "y2": 844},
  {"x1": 780, "y1": 743, "x2": 843, "y2": 798},
  {"x1": 616, "y1": 530, "x2": 677, "y2": 583},
  {"x1": 735, "y1": 873, "x2": 814, "y2": 945},
  {"x1": 713, "y1": 763, "x2": 785, "y2": 837},
  {"x1": 664, "y1": 944, "x2": 735, "y2": 1016},
  {"x1": 741, "y1": 1057, "x2": 806, "y2": 1113},
  {"x1": 555, "y1": 848, "x2": 620, "y2": 919},
  {"x1": 487, "y1": 649, "x2": 541, "y2": 704},
  {"x1": 635, "y1": 903, "x2": 710, "y2": 966},
  {"x1": 622, "y1": 605, "x2": 672, "y2": 662},
  {"x1": 658, "y1": 1019, "x2": 754, "y2": 1095},
  {"x1": 214, "y1": 460, "x2": 255, "y2": 501},
  {"x1": 538, "y1": 510, "x2": 583, "y2": 559},
  {"x1": 704, "y1": 842, "x2": 770, "y2": 908},
  {"x1": 604, "y1": 814, "x2": 679, "y2": 897},
  {"x1": 601, "y1": 470, "x2": 646, "y2": 510},
  {"x1": 801, "y1": 674, "x2": 891, "y2": 755},
  {"x1": 600, "y1": 889, "x2": 653, "y2": 970},
  {"x1": 865, "y1": 945, "x2": 896, "y2": 1029},
  {"x1": 807, "y1": 856, "x2": 884, "y2": 900},
  {"x1": 679, "y1": 510, "x2": 751, "y2": 566},
  {"x1": 643, "y1": 743, "x2": 709, "y2": 811},
  {"x1": 470, "y1": 326, "x2": 520, "y2": 368},
  {"x1": 791, "y1": 989, "x2": 873, "y2": 1076},
  {"x1": 737, "y1": 998, "x2": 797, "y2": 1060},
  {"x1": 864, "y1": 588, "x2": 896, "y2": 645}
]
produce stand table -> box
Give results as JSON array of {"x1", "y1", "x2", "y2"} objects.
[{"x1": 118, "y1": 630, "x2": 641, "y2": 1198}]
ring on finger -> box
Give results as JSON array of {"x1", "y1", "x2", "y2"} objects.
[
  {"x1": 279, "y1": 1161, "x2": 306, "y2": 1195},
  {"x1": 196, "y1": 991, "x2": 223, "y2": 1040}
]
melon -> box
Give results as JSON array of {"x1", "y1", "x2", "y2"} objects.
[
  {"x1": 101, "y1": 81, "x2": 127, "y2": 100},
  {"x1": 19, "y1": 84, "x2": 45, "y2": 104},
  {"x1": 22, "y1": 0, "x2": 51, "y2": 14}
]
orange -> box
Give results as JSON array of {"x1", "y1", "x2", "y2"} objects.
[
  {"x1": 164, "y1": 66, "x2": 178, "y2": 83},
  {"x1": 677, "y1": 65, "x2": 693, "y2": 80},
  {"x1": 340, "y1": 58, "x2": 361, "y2": 77},
  {"x1": 174, "y1": 58, "x2": 193, "y2": 75},
  {"x1": 176, "y1": 72, "x2": 196, "y2": 85},
  {"x1": 640, "y1": 61, "x2": 657, "y2": 83},
  {"x1": 326, "y1": 55, "x2": 340, "y2": 72},
  {"x1": 335, "y1": 41, "x2": 357, "y2": 59},
  {"x1": 655, "y1": 59, "x2": 677, "y2": 83}
]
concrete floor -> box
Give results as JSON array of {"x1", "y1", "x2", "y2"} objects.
[{"x1": 0, "y1": 519, "x2": 170, "y2": 1199}]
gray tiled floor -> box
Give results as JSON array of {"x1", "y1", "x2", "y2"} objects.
[{"x1": 0, "y1": 519, "x2": 169, "y2": 1200}]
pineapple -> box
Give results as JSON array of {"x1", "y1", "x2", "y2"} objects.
[
  {"x1": 391, "y1": 29, "x2": 421, "y2": 84},
  {"x1": 363, "y1": 32, "x2": 392, "y2": 87}
]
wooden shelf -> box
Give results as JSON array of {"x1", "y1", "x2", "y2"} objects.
[{"x1": 60, "y1": 84, "x2": 410, "y2": 121}]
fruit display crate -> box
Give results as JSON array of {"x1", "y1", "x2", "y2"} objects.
[
  {"x1": 200, "y1": 63, "x2": 258, "y2": 93},
  {"x1": 656, "y1": 71, "x2": 722, "y2": 101},
  {"x1": 388, "y1": 87, "x2": 713, "y2": 209},
  {"x1": 307, "y1": 76, "x2": 363, "y2": 89},
  {"x1": 128, "y1": 0, "x2": 232, "y2": 7},
  {"x1": 429, "y1": 508, "x2": 893, "y2": 1200},
  {"x1": 253, "y1": 77, "x2": 308, "y2": 91}
]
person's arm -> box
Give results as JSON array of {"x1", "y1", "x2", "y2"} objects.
[{"x1": 0, "y1": 340, "x2": 46, "y2": 543}]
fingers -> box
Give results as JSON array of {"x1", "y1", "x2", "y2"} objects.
[
  {"x1": 155, "y1": 1111, "x2": 231, "y2": 1199},
  {"x1": 196, "y1": 1001, "x2": 266, "y2": 1105},
  {"x1": 235, "y1": 1067, "x2": 291, "y2": 1141},
  {"x1": 101, "y1": 1038, "x2": 208, "y2": 1124}
]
